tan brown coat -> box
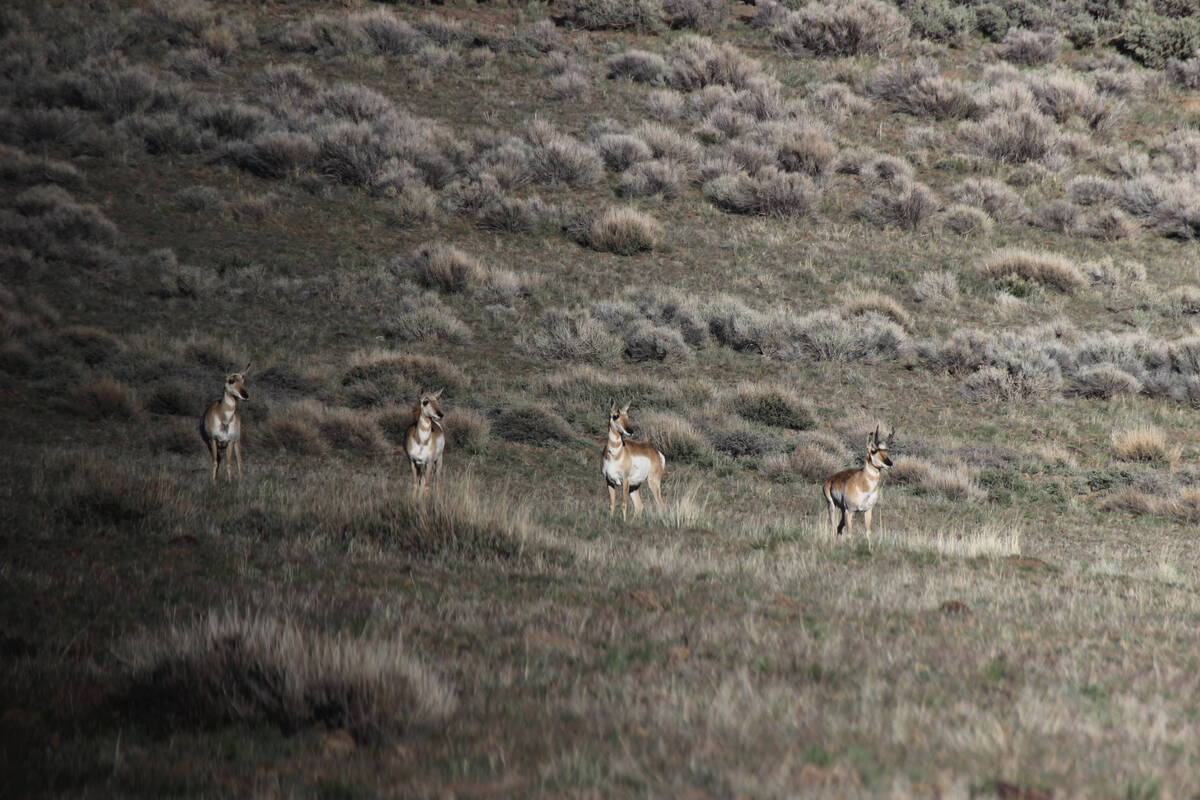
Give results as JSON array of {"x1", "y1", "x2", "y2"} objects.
[
  {"x1": 405, "y1": 391, "x2": 445, "y2": 490},
  {"x1": 199, "y1": 366, "x2": 249, "y2": 483},
  {"x1": 601, "y1": 403, "x2": 665, "y2": 520},
  {"x1": 822, "y1": 426, "x2": 893, "y2": 544}
]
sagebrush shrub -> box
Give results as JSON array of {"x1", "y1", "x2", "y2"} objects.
[
  {"x1": 947, "y1": 178, "x2": 1027, "y2": 221},
  {"x1": 519, "y1": 309, "x2": 621, "y2": 363},
  {"x1": 912, "y1": 270, "x2": 958, "y2": 303},
  {"x1": 666, "y1": 34, "x2": 764, "y2": 91},
  {"x1": 957, "y1": 110, "x2": 1059, "y2": 164},
  {"x1": 403, "y1": 243, "x2": 484, "y2": 293},
  {"x1": 704, "y1": 168, "x2": 818, "y2": 219},
  {"x1": 732, "y1": 383, "x2": 815, "y2": 430},
  {"x1": 493, "y1": 405, "x2": 576, "y2": 446},
  {"x1": 616, "y1": 159, "x2": 688, "y2": 199},
  {"x1": 558, "y1": 0, "x2": 666, "y2": 32},
  {"x1": 1071, "y1": 364, "x2": 1143, "y2": 399},
  {"x1": 773, "y1": 0, "x2": 911, "y2": 57},
  {"x1": 1031, "y1": 200, "x2": 1080, "y2": 233},
  {"x1": 858, "y1": 181, "x2": 938, "y2": 230},
  {"x1": 607, "y1": 49, "x2": 669, "y2": 84},
  {"x1": 942, "y1": 204, "x2": 993, "y2": 236},
  {"x1": 994, "y1": 27, "x2": 1061, "y2": 66}
]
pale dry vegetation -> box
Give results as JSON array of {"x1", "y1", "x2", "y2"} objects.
[{"x1": 10, "y1": 0, "x2": 1200, "y2": 795}]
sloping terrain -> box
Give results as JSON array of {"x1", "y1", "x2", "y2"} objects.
[{"x1": 5, "y1": 0, "x2": 1200, "y2": 796}]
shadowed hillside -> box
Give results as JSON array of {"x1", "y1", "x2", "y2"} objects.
[{"x1": 4, "y1": 0, "x2": 1200, "y2": 796}]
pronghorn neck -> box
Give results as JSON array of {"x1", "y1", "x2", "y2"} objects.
[
  {"x1": 416, "y1": 413, "x2": 434, "y2": 441},
  {"x1": 220, "y1": 389, "x2": 239, "y2": 414},
  {"x1": 607, "y1": 424, "x2": 625, "y2": 456},
  {"x1": 861, "y1": 457, "x2": 882, "y2": 480}
]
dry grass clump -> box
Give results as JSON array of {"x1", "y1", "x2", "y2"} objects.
[
  {"x1": 607, "y1": 50, "x2": 669, "y2": 84},
  {"x1": 382, "y1": 293, "x2": 470, "y2": 344},
  {"x1": 1167, "y1": 55, "x2": 1200, "y2": 89},
  {"x1": 595, "y1": 133, "x2": 653, "y2": 172},
  {"x1": 1081, "y1": 208, "x2": 1137, "y2": 241},
  {"x1": 665, "y1": 34, "x2": 764, "y2": 92},
  {"x1": 616, "y1": 159, "x2": 688, "y2": 199},
  {"x1": 941, "y1": 204, "x2": 993, "y2": 236},
  {"x1": 65, "y1": 378, "x2": 139, "y2": 419},
  {"x1": 957, "y1": 110, "x2": 1059, "y2": 164},
  {"x1": 233, "y1": 131, "x2": 318, "y2": 179},
  {"x1": 994, "y1": 27, "x2": 1062, "y2": 66},
  {"x1": 888, "y1": 456, "x2": 983, "y2": 500},
  {"x1": 587, "y1": 207, "x2": 661, "y2": 255},
  {"x1": 1111, "y1": 425, "x2": 1172, "y2": 463},
  {"x1": 519, "y1": 309, "x2": 621, "y2": 364},
  {"x1": 857, "y1": 181, "x2": 938, "y2": 230},
  {"x1": 1100, "y1": 487, "x2": 1165, "y2": 516},
  {"x1": 492, "y1": 405, "x2": 576, "y2": 447},
  {"x1": 865, "y1": 61, "x2": 977, "y2": 121},
  {"x1": 403, "y1": 243, "x2": 484, "y2": 293},
  {"x1": 976, "y1": 249, "x2": 1086, "y2": 293},
  {"x1": 1025, "y1": 71, "x2": 1120, "y2": 132},
  {"x1": 116, "y1": 607, "x2": 455, "y2": 743},
  {"x1": 257, "y1": 412, "x2": 328, "y2": 455},
  {"x1": 947, "y1": 178, "x2": 1027, "y2": 221},
  {"x1": 842, "y1": 291, "x2": 912, "y2": 330},
  {"x1": 772, "y1": 0, "x2": 910, "y2": 58},
  {"x1": 524, "y1": 120, "x2": 604, "y2": 188},
  {"x1": 1070, "y1": 364, "x2": 1143, "y2": 399},
  {"x1": 557, "y1": 0, "x2": 666, "y2": 32},
  {"x1": 342, "y1": 350, "x2": 466, "y2": 399},
  {"x1": 704, "y1": 168, "x2": 818, "y2": 219},
  {"x1": 1031, "y1": 200, "x2": 1081, "y2": 234},
  {"x1": 646, "y1": 89, "x2": 685, "y2": 121},
  {"x1": 639, "y1": 411, "x2": 713, "y2": 465},
  {"x1": 316, "y1": 406, "x2": 386, "y2": 453},
  {"x1": 730, "y1": 383, "x2": 814, "y2": 430},
  {"x1": 959, "y1": 364, "x2": 1063, "y2": 402},
  {"x1": 785, "y1": 442, "x2": 844, "y2": 482},
  {"x1": 632, "y1": 122, "x2": 700, "y2": 165},
  {"x1": 912, "y1": 270, "x2": 958, "y2": 304},
  {"x1": 444, "y1": 407, "x2": 490, "y2": 453}
]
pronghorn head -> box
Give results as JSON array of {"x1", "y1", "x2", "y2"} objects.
[
  {"x1": 609, "y1": 401, "x2": 632, "y2": 437},
  {"x1": 418, "y1": 389, "x2": 445, "y2": 421},
  {"x1": 224, "y1": 363, "x2": 250, "y2": 401},
  {"x1": 866, "y1": 425, "x2": 894, "y2": 470}
]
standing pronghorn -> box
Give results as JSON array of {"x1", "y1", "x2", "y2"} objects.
[
  {"x1": 602, "y1": 402, "x2": 666, "y2": 520},
  {"x1": 822, "y1": 426, "x2": 894, "y2": 547},
  {"x1": 199, "y1": 364, "x2": 250, "y2": 484},
  {"x1": 405, "y1": 390, "x2": 445, "y2": 490}
]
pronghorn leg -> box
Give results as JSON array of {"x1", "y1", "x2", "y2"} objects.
[
  {"x1": 409, "y1": 460, "x2": 420, "y2": 491},
  {"x1": 648, "y1": 475, "x2": 664, "y2": 511},
  {"x1": 835, "y1": 507, "x2": 847, "y2": 536},
  {"x1": 608, "y1": 485, "x2": 616, "y2": 516},
  {"x1": 845, "y1": 510, "x2": 854, "y2": 538},
  {"x1": 234, "y1": 441, "x2": 244, "y2": 479},
  {"x1": 631, "y1": 487, "x2": 644, "y2": 517},
  {"x1": 864, "y1": 507, "x2": 874, "y2": 551},
  {"x1": 225, "y1": 446, "x2": 233, "y2": 481},
  {"x1": 827, "y1": 498, "x2": 836, "y2": 535},
  {"x1": 208, "y1": 440, "x2": 220, "y2": 484},
  {"x1": 622, "y1": 479, "x2": 630, "y2": 522}
]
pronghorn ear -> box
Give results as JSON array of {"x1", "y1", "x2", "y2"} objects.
[
  {"x1": 432, "y1": 387, "x2": 444, "y2": 399},
  {"x1": 621, "y1": 401, "x2": 631, "y2": 413},
  {"x1": 242, "y1": 362, "x2": 251, "y2": 374},
  {"x1": 887, "y1": 428, "x2": 896, "y2": 446}
]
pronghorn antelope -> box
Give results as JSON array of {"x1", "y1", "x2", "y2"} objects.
[
  {"x1": 602, "y1": 402, "x2": 665, "y2": 520},
  {"x1": 405, "y1": 390, "x2": 445, "y2": 490},
  {"x1": 199, "y1": 365, "x2": 250, "y2": 484},
  {"x1": 822, "y1": 426, "x2": 894, "y2": 546}
]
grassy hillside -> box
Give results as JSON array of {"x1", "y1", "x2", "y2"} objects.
[{"x1": 5, "y1": 0, "x2": 1200, "y2": 796}]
